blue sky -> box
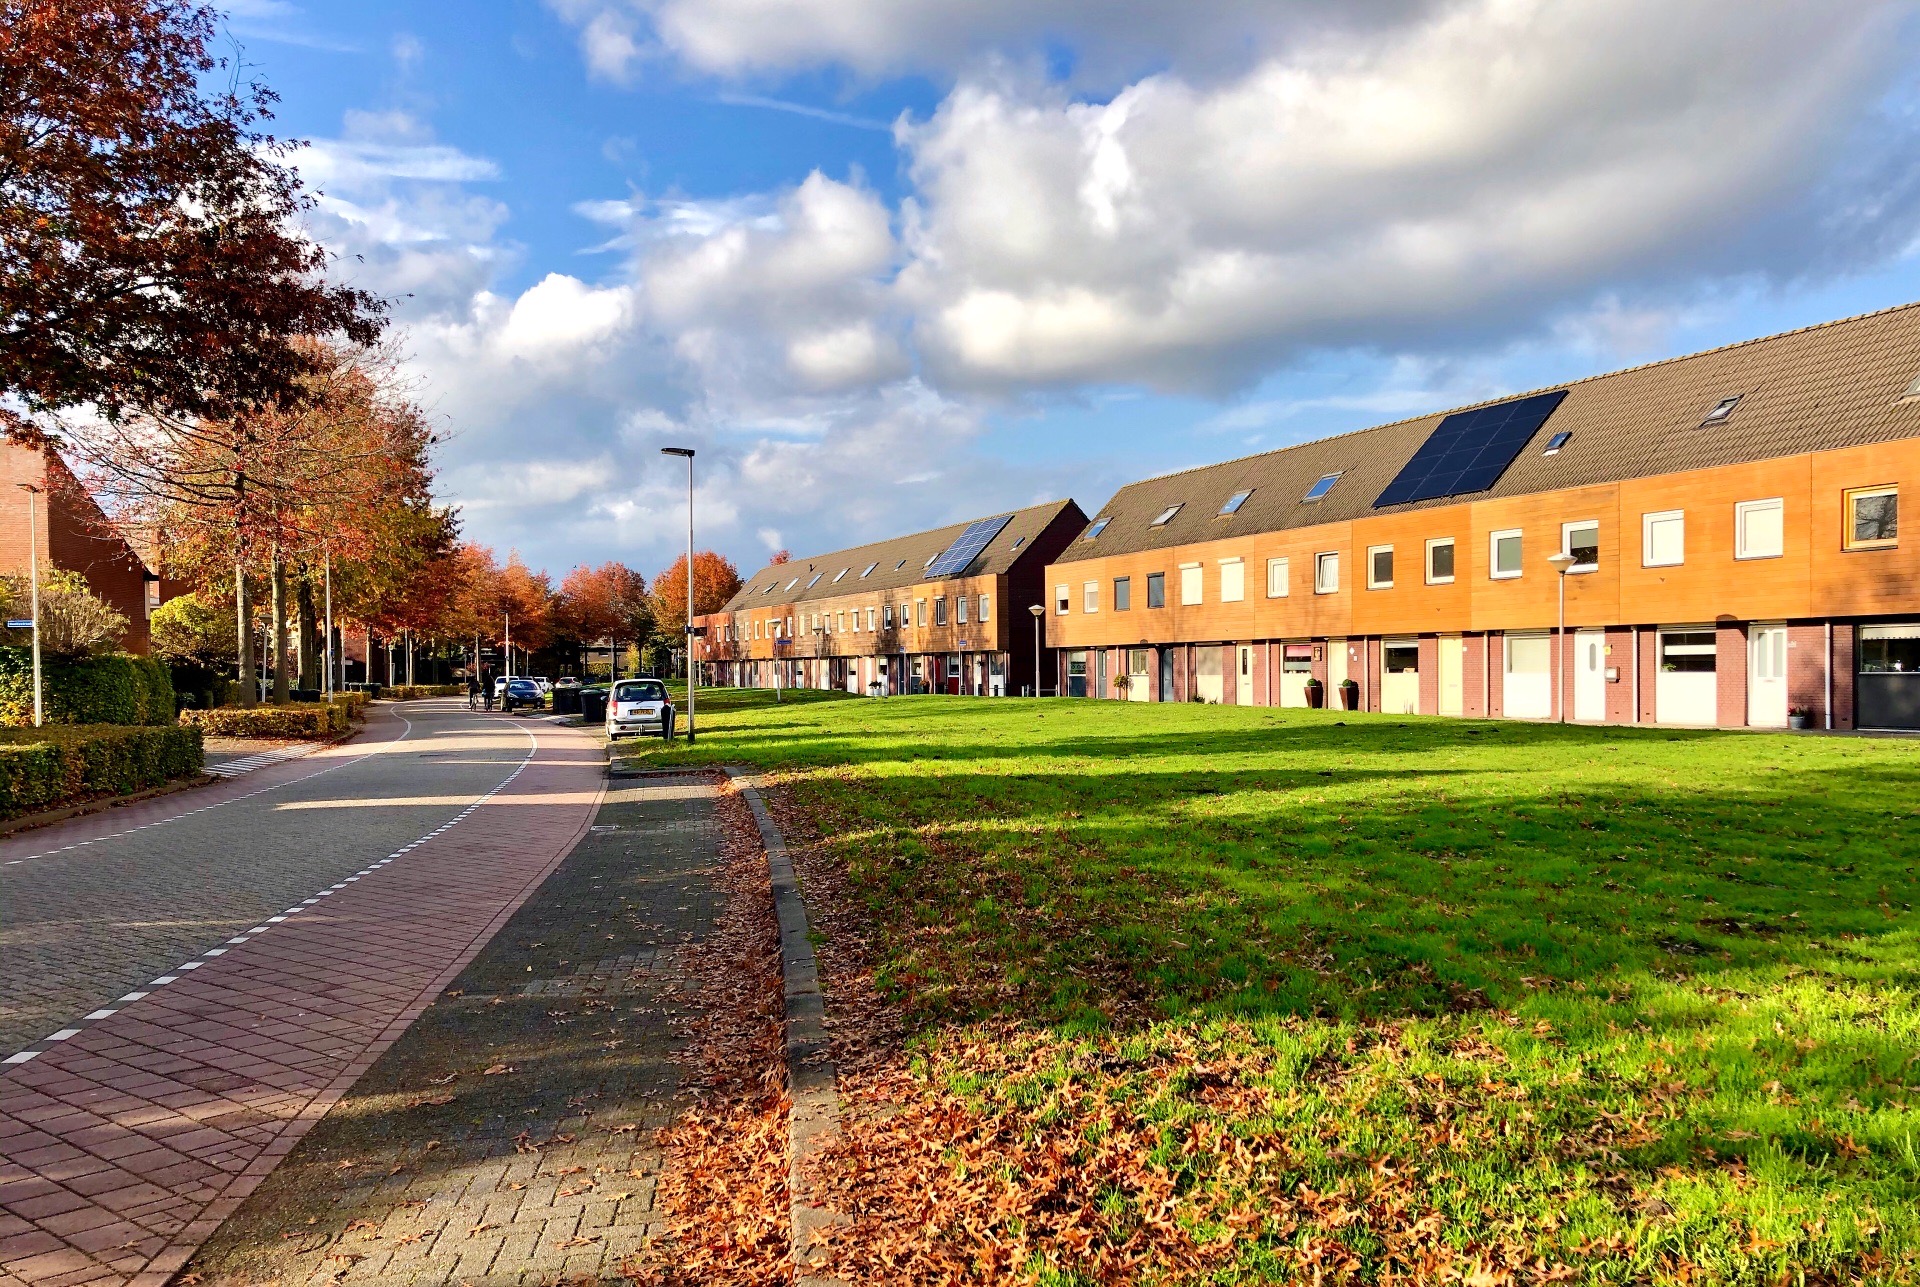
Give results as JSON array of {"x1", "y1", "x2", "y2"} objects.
[{"x1": 223, "y1": 0, "x2": 1920, "y2": 582}]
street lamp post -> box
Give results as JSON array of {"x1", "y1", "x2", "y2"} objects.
[
  {"x1": 15, "y1": 483, "x2": 42, "y2": 728},
  {"x1": 662, "y1": 447, "x2": 696, "y2": 743},
  {"x1": 1028, "y1": 604, "x2": 1045, "y2": 698},
  {"x1": 1547, "y1": 550, "x2": 1576, "y2": 722}
]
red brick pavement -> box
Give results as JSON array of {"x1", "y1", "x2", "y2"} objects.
[{"x1": 0, "y1": 714, "x2": 606, "y2": 1287}]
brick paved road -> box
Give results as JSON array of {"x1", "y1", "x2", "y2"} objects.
[
  {"x1": 0, "y1": 702, "x2": 607, "y2": 1286},
  {"x1": 0, "y1": 704, "x2": 518, "y2": 1055},
  {"x1": 179, "y1": 773, "x2": 726, "y2": 1286}
]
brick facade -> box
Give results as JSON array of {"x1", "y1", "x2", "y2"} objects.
[{"x1": 1716, "y1": 621, "x2": 1749, "y2": 728}]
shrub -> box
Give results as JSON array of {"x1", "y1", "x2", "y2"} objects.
[
  {"x1": 331, "y1": 690, "x2": 370, "y2": 715},
  {"x1": 179, "y1": 702, "x2": 348, "y2": 739},
  {"x1": 382, "y1": 684, "x2": 464, "y2": 700},
  {"x1": 0, "y1": 724, "x2": 203, "y2": 820},
  {"x1": 150, "y1": 592, "x2": 238, "y2": 668},
  {"x1": 0, "y1": 647, "x2": 175, "y2": 727},
  {"x1": 0, "y1": 568, "x2": 131, "y2": 658}
]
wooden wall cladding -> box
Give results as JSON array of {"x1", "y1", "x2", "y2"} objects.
[{"x1": 1046, "y1": 438, "x2": 1920, "y2": 647}]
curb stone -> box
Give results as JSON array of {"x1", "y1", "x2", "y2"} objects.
[{"x1": 723, "y1": 765, "x2": 848, "y2": 1287}]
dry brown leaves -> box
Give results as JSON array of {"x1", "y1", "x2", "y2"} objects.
[{"x1": 620, "y1": 776, "x2": 790, "y2": 1287}]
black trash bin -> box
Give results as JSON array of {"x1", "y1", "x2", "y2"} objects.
[
  {"x1": 580, "y1": 688, "x2": 608, "y2": 724},
  {"x1": 552, "y1": 686, "x2": 581, "y2": 716}
]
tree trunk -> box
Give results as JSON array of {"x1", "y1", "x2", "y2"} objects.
[
  {"x1": 271, "y1": 544, "x2": 290, "y2": 705},
  {"x1": 235, "y1": 562, "x2": 255, "y2": 707},
  {"x1": 297, "y1": 575, "x2": 318, "y2": 691}
]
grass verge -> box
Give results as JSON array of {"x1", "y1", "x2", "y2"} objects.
[{"x1": 614, "y1": 690, "x2": 1920, "y2": 1284}]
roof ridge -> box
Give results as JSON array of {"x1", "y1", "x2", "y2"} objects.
[
  {"x1": 1098, "y1": 298, "x2": 1920, "y2": 501},
  {"x1": 738, "y1": 497, "x2": 1074, "y2": 582}
]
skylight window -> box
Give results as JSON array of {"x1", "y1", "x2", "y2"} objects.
[
  {"x1": 763, "y1": 583, "x2": 776, "y2": 594},
  {"x1": 1542, "y1": 431, "x2": 1571, "y2": 455},
  {"x1": 1084, "y1": 517, "x2": 1111, "y2": 540},
  {"x1": 1903, "y1": 372, "x2": 1920, "y2": 401},
  {"x1": 1302, "y1": 473, "x2": 1342, "y2": 502},
  {"x1": 832, "y1": 568, "x2": 849, "y2": 582},
  {"x1": 1011, "y1": 535, "x2": 1025, "y2": 549},
  {"x1": 1150, "y1": 504, "x2": 1183, "y2": 527},
  {"x1": 861, "y1": 562, "x2": 878, "y2": 577},
  {"x1": 1702, "y1": 395, "x2": 1742, "y2": 424},
  {"x1": 895, "y1": 559, "x2": 906, "y2": 569},
  {"x1": 925, "y1": 553, "x2": 938, "y2": 567},
  {"x1": 806, "y1": 573, "x2": 822, "y2": 588},
  {"x1": 1220, "y1": 490, "x2": 1253, "y2": 515},
  {"x1": 784, "y1": 578, "x2": 800, "y2": 591}
]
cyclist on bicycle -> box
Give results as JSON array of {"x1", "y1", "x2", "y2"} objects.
[
  {"x1": 466, "y1": 671, "x2": 482, "y2": 711},
  {"x1": 481, "y1": 668, "x2": 496, "y2": 711}
]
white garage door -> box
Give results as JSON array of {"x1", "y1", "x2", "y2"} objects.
[
  {"x1": 1657, "y1": 628, "x2": 1718, "y2": 726},
  {"x1": 1505, "y1": 634, "x2": 1552, "y2": 719}
]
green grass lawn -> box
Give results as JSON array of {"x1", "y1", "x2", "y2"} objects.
[{"x1": 620, "y1": 691, "x2": 1920, "y2": 1283}]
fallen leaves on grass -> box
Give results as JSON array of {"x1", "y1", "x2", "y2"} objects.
[{"x1": 407, "y1": 1093, "x2": 455, "y2": 1108}]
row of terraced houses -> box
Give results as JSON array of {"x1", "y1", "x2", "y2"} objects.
[{"x1": 696, "y1": 303, "x2": 1920, "y2": 731}]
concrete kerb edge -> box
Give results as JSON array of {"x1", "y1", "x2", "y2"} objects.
[{"x1": 722, "y1": 764, "x2": 848, "y2": 1287}]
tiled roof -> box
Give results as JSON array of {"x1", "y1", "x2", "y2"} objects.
[
  {"x1": 722, "y1": 499, "x2": 1082, "y2": 612},
  {"x1": 1056, "y1": 301, "x2": 1920, "y2": 563}
]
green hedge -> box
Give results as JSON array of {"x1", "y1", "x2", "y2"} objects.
[
  {"x1": 332, "y1": 690, "x2": 370, "y2": 716},
  {"x1": 179, "y1": 702, "x2": 349, "y2": 739},
  {"x1": 0, "y1": 647, "x2": 174, "y2": 727},
  {"x1": 383, "y1": 684, "x2": 464, "y2": 700},
  {"x1": 0, "y1": 724, "x2": 204, "y2": 819}
]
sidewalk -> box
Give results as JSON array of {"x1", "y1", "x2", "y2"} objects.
[
  {"x1": 177, "y1": 772, "x2": 732, "y2": 1286},
  {"x1": 0, "y1": 714, "x2": 606, "y2": 1287}
]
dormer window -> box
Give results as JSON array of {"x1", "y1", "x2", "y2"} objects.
[
  {"x1": 1303, "y1": 473, "x2": 1342, "y2": 502},
  {"x1": 1084, "y1": 517, "x2": 1111, "y2": 540},
  {"x1": 1150, "y1": 504, "x2": 1182, "y2": 527},
  {"x1": 1702, "y1": 395, "x2": 1741, "y2": 424},
  {"x1": 1220, "y1": 490, "x2": 1253, "y2": 515}
]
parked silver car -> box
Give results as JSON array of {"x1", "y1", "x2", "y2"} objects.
[{"x1": 606, "y1": 678, "x2": 675, "y2": 740}]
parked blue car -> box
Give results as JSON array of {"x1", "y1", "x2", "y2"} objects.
[{"x1": 501, "y1": 677, "x2": 543, "y2": 711}]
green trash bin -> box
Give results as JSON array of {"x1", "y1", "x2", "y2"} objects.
[{"x1": 580, "y1": 688, "x2": 608, "y2": 723}]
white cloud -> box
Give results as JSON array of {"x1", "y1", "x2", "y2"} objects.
[{"x1": 894, "y1": 0, "x2": 1910, "y2": 391}]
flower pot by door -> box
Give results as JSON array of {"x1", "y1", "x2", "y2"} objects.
[
  {"x1": 1305, "y1": 683, "x2": 1323, "y2": 709},
  {"x1": 1789, "y1": 713, "x2": 1810, "y2": 730},
  {"x1": 1340, "y1": 685, "x2": 1359, "y2": 710}
]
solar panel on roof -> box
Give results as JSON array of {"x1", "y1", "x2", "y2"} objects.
[
  {"x1": 1373, "y1": 390, "x2": 1568, "y2": 508},
  {"x1": 926, "y1": 513, "x2": 1015, "y2": 577}
]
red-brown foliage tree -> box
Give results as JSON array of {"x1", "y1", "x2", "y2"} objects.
[
  {"x1": 0, "y1": 0, "x2": 384, "y2": 429},
  {"x1": 553, "y1": 561, "x2": 653, "y2": 662},
  {"x1": 650, "y1": 551, "x2": 743, "y2": 636}
]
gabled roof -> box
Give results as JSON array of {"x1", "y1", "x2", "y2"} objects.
[
  {"x1": 1057, "y1": 301, "x2": 1920, "y2": 563},
  {"x1": 722, "y1": 499, "x2": 1083, "y2": 612}
]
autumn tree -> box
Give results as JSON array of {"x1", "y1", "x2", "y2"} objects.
[
  {"x1": 768, "y1": 549, "x2": 791, "y2": 565},
  {"x1": 554, "y1": 561, "x2": 653, "y2": 676},
  {"x1": 650, "y1": 551, "x2": 742, "y2": 636},
  {"x1": 0, "y1": 0, "x2": 382, "y2": 434}
]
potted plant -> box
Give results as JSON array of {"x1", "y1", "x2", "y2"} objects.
[
  {"x1": 1339, "y1": 678, "x2": 1360, "y2": 710},
  {"x1": 1788, "y1": 704, "x2": 1811, "y2": 730},
  {"x1": 1304, "y1": 676, "x2": 1325, "y2": 708}
]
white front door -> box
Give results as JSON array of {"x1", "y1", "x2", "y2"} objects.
[
  {"x1": 1195, "y1": 647, "x2": 1224, "y2": 704},
  {"x1": 1504, "y1": 634, "x2": 1552, "y2": 719},
  {"x1": 1236, "y1": 646, "x2": 1255, "y2": 706},
  {"x1": 1575, "y1": 629, "x2": 1606, "y2": 722},
  {"x1": 1656, "y1": 628, "x2": 1719, "y2": 726},
  {"x1": 1749, "y1": 625, "x2": 1788, "y2": 727}
]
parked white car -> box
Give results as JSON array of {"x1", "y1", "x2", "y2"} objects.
[{"x1": 606, "y1": 678, "x2": 675, "y2": 740}]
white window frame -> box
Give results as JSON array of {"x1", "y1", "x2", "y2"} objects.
[
  {"x1": 1562, "y1": 520, "x2": 1600, "y2": 573},
  {"x1": 1179, "y1": 562, "x2": 1203, "y2": 606},
  {"x1": 1490, "y1": 529, "x2": 1523, "y2": 580},
  {"x1": 1266, "y1": 556, "x2": 1289, "y2": 598},
  {"x1": 1055, "y1": 584, "x2": 1070, "y2": 615},
  {"x1": 1218, "y1": 557, "x2": 1245, "y2": 603},
  {"x1": 1735, "y1": 498, "x2": 1784, "y2": 561},
  {"x1": 1083, "y1": 581, "x2": 1100, "y2": 613},
  {"x1": 1642, "y1": 509, "x2": 1685, "y2": 568},
  {"x1": 916, "y1": 598, "x2": 928, "y2": 627},
  {"x1": 867, "y1": 607, "x2": 876, "y2": 631},
  {"x1": 1366, "y1": 544, "x2": 1394, "y2": 590},
  {"x1": 1314, "y1": 551, "x2": 1339, "y2": 595},
  {"x1": 1425, "y1": 537, "x2": 1455, "y2": 585},
  {"x1": 978, "y1": 595, "x2": 990, "y2": 622},
  {"x1": 957, "y1": 595, "x2": 968, "y2": 625}
]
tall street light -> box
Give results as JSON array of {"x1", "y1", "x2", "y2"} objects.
[
  {"x1": 15, "y1": 483, "x2": 42, "y2": 727},
  {"x1": 1547, "y1": 550, "x2": 1576, "y2": 722},
  {"x1": 662, "y1": 447, "x2": 697, "y2": 743},
  {"x1": 1028, "y1": 603, "x2": 1045, "y2": 698}
]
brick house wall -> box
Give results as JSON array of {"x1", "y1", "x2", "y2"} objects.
[
  {"x1": 1716, "y1": 621, "x2": 1749, "y2": 728},
  {"x1": 0, "y1": 445, "x2": 153, "y2": 653},
  {"x1": 1832, "y1": 622, "x2": 1856, "y2": 730},
  {"x1": 1487, "y1": 633, "x2": 1506, "y2": 718},
  {"x1": 1603, "y1": 627, "x2": 1633, "y2": 723},
  {"x1": 1636, "y1": 628, "x2": 1659, "y2": 724},
  {"x1": 1788, "y1": 623, "x2": 1828, "y2": 727},
  {"x1": 1461, "y1": 634, "x2": 1484, "y2": 717},
  {"x1": 1416, "y1": 634, "x2": 1439, "y2": 715},
  {"x1": 1366, "y1": 637, "x2": 1381, "y2": 712}
]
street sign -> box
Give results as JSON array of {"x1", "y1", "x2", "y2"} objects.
[{"x1": 5, "y1": 620, "x2": 31, "y2": 629}]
